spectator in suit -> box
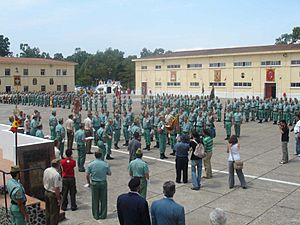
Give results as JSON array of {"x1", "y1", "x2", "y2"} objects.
[
  {"x1": 117, "y1": 177, "x2": 151, "y2": 225},
  {"x1": 209, "y1": 208, "x2": 227, "y2": 225},
  {"x1": 151, "y1": 181, "x2": 185, "y2": 225}
]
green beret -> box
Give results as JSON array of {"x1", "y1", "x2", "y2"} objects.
[
  {"x1": 10, "y1": 165, "x2": 20, "y2": 173},
  {"x1": 136, "y1": 149, "x2": 142, "y2": 156}
]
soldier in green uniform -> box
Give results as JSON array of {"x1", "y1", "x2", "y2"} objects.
[
  {"x1": 103, "y1": 95, "x2": 107, "y2": 112},
  {"x1": 128, "y1": 149, "x2": 149, "y2": 199},
  {"x1": 273, "y1": 102, "x2": 279, "y2": 124},
  {"x1": 224, "y1": 107, "x2": 233, "y2": 140},
  {"x1": 92, "y1": 111, "x2": 101, "y2": 145},
  {"x1": 153, "y1": 111, "x2": 160, "y2": 148},
  {"x1": 233, "y1": 108, "x2": 242, "y2": 137},
  {"x1": 97, "y1": 123, "x2": 106, "y2": 160},
  {"x1": 30, "y1": 115, "x2": 38, "y2": 136},
  {"x1": 196, "y1": 111, "x2": 205, "y2": 135},
  {"x1": 73, "y1": 113, "x2": 81, "y2": 132},
  {"x1": 216, "y1": 98, "x2": 222, "y2": 122},
  {"x1": 127, "y1": 95, "x2": 133, "y2": 109},
  {"x1": 181, "y1": 116, "x2": 191, "y2": 136},
  {"x1": 75, "y1": 124, "x2": 87, "y2": 172},
  {"x1": 122, "y1": 96, "x2": 127, "y2": 112},
  {"x1": 35, "y1": 124, "x2": 45, "y2": 138},
  {"x1": 122, "y1": 111, "x2": 130, "y2": 146},
  {"x1": 244, "y1": 99, "x2": 250, "y2": 122},
  {"x1": 56, "y1": 118, "x2": 66, "y2": 158},
  {"x1": 251, "y1": 98, "x2": 256, "y2": 121},
  {"x1": 49, "y1": 110, "x2": 58, "y2": 140},
  {"x1": 104, "y1": 118, "x2": 114, "y2": 160},
  {"x1": 129, "y1": 117, "x2": 142, "y2": 139},
  {"x1": 7, "y1": 165, "x2": 29, "y2": 225},
  {"x1": 158, "y1": 113, "x2": 168, "y2": 159},
  {"x1": 86, "y1": 151, "x2": 111, "y2": 220},
  {"x1": 142, "y1": 111, "x2": 151, "y2": 151},
  {"x1": 113, "y1": 113, "x2": 121, "y2": 149},
  {"x1": 258, "y1": 99, "x2": 264, "y2": 123}
]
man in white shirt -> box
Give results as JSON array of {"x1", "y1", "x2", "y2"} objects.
[
  {"x1": 43, "y1": 159, "x2": 62, "y2": 225},
  {"x1": 294, "y1": 114, "x2": 300, "y2": 156},
  {"x1": 66, "y1": 114, "x2": 75, "y2": 150},
  {"x1": 84, "y1": 112, "x2": 93, "y2": 154}
]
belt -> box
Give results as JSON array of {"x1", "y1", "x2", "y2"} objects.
[
  {"x1": 63, "y1": 176, "x2": 75, "y2": 179},
  {"x1": 11, "y1": 200, "x2": 26, "y2": 205}
]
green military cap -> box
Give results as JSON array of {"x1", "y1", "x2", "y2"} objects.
[
  {"x1": 136, "y1": 148, "x2": 142, "y2": 156},
  {"x1": 51, "y1": 158, "x2": 61, "y2": 165},
  {"x1": 159, "y1": 112, "x2": 165, "y2": 117},
  {"x1": 10, "y1": 165, "x2": 20, "y2": 173}
]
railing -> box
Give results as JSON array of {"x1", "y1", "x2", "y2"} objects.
[{"x1": 0, "y1": 167, "x2": 44, "y2": 217}]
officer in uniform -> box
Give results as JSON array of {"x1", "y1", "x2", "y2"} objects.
[
  {"x1": 122, "y1": 111, "x2": 130, "y2": 146},
  {"x1": 7, "y1": 165, "x2": 29, "y2": 225},
  {"x1": 73, "y1": 113, "x2": 81, "y2": 132},
  {"x1": 233, "y1": 107, "x2": 242, "y2": 137},
  {"x1": 56, "y1": 118, "x2": 66, "y2": 158},
  {"x1": 36, "y1": 124, "x2": 45, "y2": 138},
  {"x1": 258, "y1": 99, "x2": 264, "y2": 123},
  {"x1": 216, "y1": 98, "x2": 222, "y2": 122},
  {"x1": 30, "y1": 115, "x2": 38, "y2": 136},
  {"x1": 157, "y1": 113, "x2": 168, "y2": 159},
  {"x1": 49, "y1": 110, "x2": 58, "y2": 140},
  {"x1": 104, "y1": 118, "x2": 114, "y2": 160},
  {"x1": 92, "y1": 111, "x2": 101, "y2": 146},
  {"x1": 224, "y1": 107, "x2": 233, "y2": 140},
  {"x1": 75, "y1": 124, "x2": 87, "y2": 172},
  {"x1": 244, "y1": 99, "x2": 250, "y2": 122},
  {"x1": 153, "y1": 111, "x2": 160, "y2": 148},
  {"x1": 128, "y1": 149, "x2": 149, "y2": 199},
  {"x1": 86, "y1": 151, "x2": 111, "y2": 220},
  {"x1": 142, "y1": 111, "x2": 151, "y2": 151},
  {"x1": 113, "y1": 113, "x2": 121, "y2": 149},
  {"x1": 97, "y1": 123, "x2": 106, "y2": 160}
]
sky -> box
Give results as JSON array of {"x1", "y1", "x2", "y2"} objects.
[{"x1": 1, "y1": 0, "x2": 300, "y2": 57}]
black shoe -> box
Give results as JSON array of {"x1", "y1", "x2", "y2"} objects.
[
  {"x1": 115, "y1": 145, "x2": 120, "y2": 149},
  {"x1": 61, "y1": 207, "x2": 67, "y2": 211},
  {"x1": 225, "y1": 137, "x2": 229, "y2": 140},
  {"x1": 170, "y1": 152, "x2": 175, "y2": 156},
  {"x1": 242, "y1": 186, "x2": 247, "y2": 189},
  {"x1": 106, "y1": 155, "x2": 114, "y2": 160},
  {"x1": 71, "y1": 207, "x2": 78, "y2": 211},
  {"x1": 163, "y1": 154, "x2": 168, "y2": 159},
  {"x1": 86, "y1": 151, "x2": 93, "y2": 154},
  {"x1": 147, "y1": 145, "x2": 150, "y2": 151},
  {"x1": 191, "y1": 187, "x2": 200, "y2": 191},
  {"x1": 143, "y1": 147, "x2": 148, "y2": 150}
]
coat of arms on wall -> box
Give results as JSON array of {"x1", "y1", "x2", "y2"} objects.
[
  {"x1": 170, "y1": 71, "x2": 177, "y2": 81},
  {"x1": 266, "y1": 69, "x2": 275, "y2": 81},
  {"x1": 214, "y1": 70, "x2": 221, "y2": 82}
]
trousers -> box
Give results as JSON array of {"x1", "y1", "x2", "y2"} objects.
[
  {"x1": 61, "y1": 177, "x2": 77, "y2": 210},
  {"x1": 91, "y1": 181, "x2": 107, "y2": 220},
  {"x1": 45, "y1": 190, "x2": 59, "y2": 225},
  {"x1": 203, "y1": 152, "x2": 213, "y2": 178},
  {"x1": 175, "y1": 157, "x2": 188, "y2": 183},
  {"x1": 228, "y1": 161, "x2": 246, "y2": 188}
]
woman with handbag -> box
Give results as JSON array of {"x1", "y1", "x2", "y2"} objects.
[{"x1": 227, "y1": 135, "x2": 247, "y2": 189}]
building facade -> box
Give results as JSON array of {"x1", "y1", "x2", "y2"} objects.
[
  {"x1": 134, "y1": 44, "x2": 300, "y2": 98},
  {"x1": 0, "y1": 57, "x2": 76, "y2": 93}
]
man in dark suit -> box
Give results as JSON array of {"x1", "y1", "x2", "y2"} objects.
[
  {"x1": 117, "y1": 177, "x2": 151, "y2": 225},
  {"x1": 151, "y1": 181, "x2": 185, "y2": 225}
]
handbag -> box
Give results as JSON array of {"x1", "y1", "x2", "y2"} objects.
[{"x1": 230, "y1": 146, "x2": 243, "y2": 170}]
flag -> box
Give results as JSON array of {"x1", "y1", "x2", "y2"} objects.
[
  {"x1": 10, "y1": 115, "x2": 21, "y2": 133},
  {"x1": 202, "y1": 82, "x2": 204, "y2": 94},
  {"x1": 210, "y1": 84, "x2": 215, "y2": 99}
]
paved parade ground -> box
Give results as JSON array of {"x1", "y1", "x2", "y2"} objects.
[{"x1": 1, "y1": 97, "x2": 300, "y2": 225}]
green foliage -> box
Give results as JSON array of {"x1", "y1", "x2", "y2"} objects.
[
  {"x1": 53, "y1": 53, "x2": 64, "y2": 60},
  {"x1": 19, "y1": 43, "x2": 51, "y2": 58},
  {"x1": 140, "y1": 47, "x2": 172, "y2": 58},
  {"x1": 275, "y1": 27, "x2": 300, "y2": 44},
  {"x1": 0, "y1": 35, "x2": 12, "y2": 56}
]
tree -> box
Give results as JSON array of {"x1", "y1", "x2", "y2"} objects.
[
  {"x1": 0, "y1": 35, "x2": 12, "y2": 56},
  {"x1": 19, "y1": 43, "x2": 51, "y2": 58},
  {"x1": 275, "y1": 26, "x2": 300, "y2": 44},
  {"x1": 140, "y1": 48, "x2": 153, "y2": 57},
  {"x1": 53, "y1": 53, "x2": 64, "y2": 60},
  {"x1": 140, "y1": 47, "x2": 172, "y2": 57}
]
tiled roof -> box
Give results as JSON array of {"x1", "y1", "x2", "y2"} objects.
[
  {"x1": 0, "y1": 57, "x2": 77, "y2": 65},
  {"x1": 137, "y1": 44, "x2": 300, "y2": 60}
]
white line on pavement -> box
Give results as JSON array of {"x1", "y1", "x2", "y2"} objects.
[{"x1": 108, "y1": 148, "x2": 300, "y2": 187}]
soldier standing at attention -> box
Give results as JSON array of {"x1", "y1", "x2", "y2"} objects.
[
  {"x1": 30, "y1": 114, "x2": 38, "y2": 136},
  {"x1": 244, "y1": 99, "x2": 250, "y2": 122},
  {"x1": 153, "y1": 111, "x2": 160, "y2": 148},
  {"x1": 113, "y1": 113, "x2": 121, "y2": 149},
  {"x1": 258, "y1": 99, "x2": 264, "y2": 123},
  {"x1": 122, "y1": 111, "x2": 130, "y2": 146},
  {"x1": 73, "y1": 113, "x2": 81, "y2": 132},
  {"x1": 128, "y1": 149, "x2": 149, "y2": 199},
  {"x1": 158, "y1": 113, "x2": 168, "y2": 159},
  {"x1": 86, "y1": 152, "x2": 111, "y2": 220},
  {"x1": 233, "y1": 108, "x2": 242, "y2": 138},
  {"x1": 49, "y1": 110, "x2": 58, "y2": 140},
  {"x1": 142, "y1": 111, "x2": 151, "y2": 151},
  {"x1": 105, "y1": 118, "x2": 114, "y2": 160},
  {"x1": 216, "y1": 98, "x2": 222, "y2": 122},
  {"x1": 97, "y1": 123, "x2": 106, "y2": 160},
  {"x1": 7, "y1": 165, "x2": 29, "y2": 225},
  {"x1": 84, "y1": 112, "x2": 93, "y2": 154},
  {"x1": 92, "y1": 111, "x2": 101, "y2": 146},
  {"x1": 56, "y1": 118, "x2": 66, "y2": 158},
  {"x1": 66, "y1": 114, "x2": 75, "y2": 150},
  {"x1": 224, "y1": 108, "x2": 233, "y2": 140},
  {"x1": 75, "y1": 124, "x2": 87, "y2": 172}
]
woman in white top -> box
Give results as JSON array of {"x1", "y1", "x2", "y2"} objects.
[{"x1": 227, "y1": 135, "x2": 246, "y2": 189}]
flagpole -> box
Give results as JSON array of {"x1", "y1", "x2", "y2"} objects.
[{"x1": 15, "y1": 131, "x2": 18, "y2": 165}]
